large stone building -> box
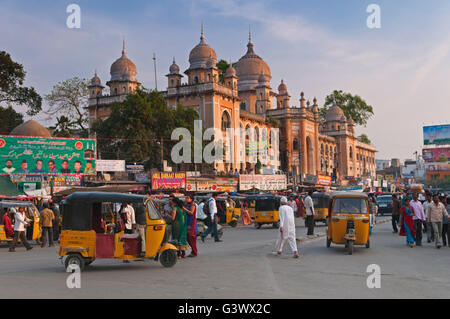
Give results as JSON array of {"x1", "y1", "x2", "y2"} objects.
[{"x1": 87, "y1": 27, "x2": 377, "y2": 182}]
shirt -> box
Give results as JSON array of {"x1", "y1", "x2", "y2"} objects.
[
  {"x1": 197, "y1": 202, "x2": 207, "y2": 220},
  {"x1": 209, "y1": 198, "x2": 217, "y2": 220},
  {"x1": 410, "y1": 200, "x2": 426, "y2": 221},
  {"x1": 423, "y1": 200, "x2": 432, "y2": 219},
  {"x1": 124, "y1": 205, "x2": 136, "y2": 230},
  {"x1": 14, "y1": 211, "x2": 30, "y2": 231},
  {"x1": 288, "y1": 200, "x2": 298, "y2": 213},
  {"x1": 304, "y1": 196, "x2": 315, "y2": 216},
  {"x1": 40, "y1": 208, "x2": 55, "y2": 227},
  {"x1": 3, "y1": 167, "x2": 15, "y2": 173},
  {"x1": 427, "y1": 202, "x2": 448, "y2": 223},
  {"x1": 392, "y1": 198, "x2": 401, "y2": 215}
]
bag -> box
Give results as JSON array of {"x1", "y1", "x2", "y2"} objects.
[{"x1": 203, "y1": 199, "x2": 211, "y2": 216}]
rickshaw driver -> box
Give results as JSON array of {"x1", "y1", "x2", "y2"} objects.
[{"x1": 135, "y1": 203, "x2": 147, "y2": 258}]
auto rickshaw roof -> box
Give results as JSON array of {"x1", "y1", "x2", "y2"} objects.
[
  {"x1": 0, "y1": 200, "x2": 35, "y2": 208},
  {"x1": 330, "y1": 191, "x2": 368, "y2": 199},
  {"x1": 245, "y1": 194, "x2": 280, "y2": 200},
  {"x1": 312, "y1": 192, "x2": 332, "y2": 198},
  {"x1": 65, "y1": 192, "x2": 148, "y2": 204}
]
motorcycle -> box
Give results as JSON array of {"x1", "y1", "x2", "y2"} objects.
[{"x1": 196, "y1": 218, "x2": 223, "y2": 239}]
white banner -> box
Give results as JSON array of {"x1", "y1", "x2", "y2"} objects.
[
  {"x1": 239, "y1": 174, "x2": 287, "y2": 191},
  {"x1": 96, "y1": 160, "x2": 126, "y2": 172}
]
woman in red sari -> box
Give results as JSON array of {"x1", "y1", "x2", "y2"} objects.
[
  {"x1": 2, "y1": 210, "x2": 14, "y2": 238},
  {"x1": 399, "y1": 197, "x2": 416, "y2": 247}
]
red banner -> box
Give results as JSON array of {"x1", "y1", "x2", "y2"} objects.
[
  {"x1": 152, "y1": 172, "x2": 186, "y2": 190},
  {"x1": 422, "y1": 147, "x2": 450, "y2": 162}
]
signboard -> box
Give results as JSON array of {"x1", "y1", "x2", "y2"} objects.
[
  {"x1": 239, "y1": 174, "x2": 287, "y2": 191},
  {"x1": 384, "y1": 174, "x2": 394, "y2": 181},
  {"x1": 96, "y1": 160, "x2": 125, "y2": 172},
  {"x1": 423, "y1": 124, "x2": 450, "y2": 145},
  {"x1": 317, "y1": 174, "x2": 332, "y2": 186},
  {"x1": 0, "y1": 135, "x2": 96, "y2": 175},
  {"x1": 152, "y1": 172, "x2": 186, "y2": 190},
  {"x1": 422, "y1": 147, "x2": 450, "y2": 162},
  {"x1": 376, "y1": 174, "x2": 383, "y2": 181},
  {"x1": 135, "y1": 172, "x2": 149, "y2": 183},
  {"x1": 425, "y1": 163, "x2": 450, "y2": 171},
  {"x1": 126, "y1": 162, "x2": 145, "y2": 173},
  {"x1": 186, "y1": 178, "x2": 238, "y2": 192}
]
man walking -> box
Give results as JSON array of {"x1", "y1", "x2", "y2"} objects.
[
  {"x1": 423, "y1": 193, "x2": 434, "y2": 242},
  {"x1": 427, "y1": 194, "x2": 449, "y2": 249},
  {"x1": 391, "y1": 194, "x2": 401, "y2": 233},
  {"x1": 9, "y1": 207, "x2": 33, "y2": 252},
  {"x1": 410, "y1": 192, "x2": 426, "y2": 246},
  {"x1": 288, "y1": 195, "x2": 298, "y2": 217},
  {"x1": 40, "y1": 202, "x2": 55, "y2": 247},
  {"x1": 50, "y1": 201, "x2": 61, "y2": 241},
  {"x1": 304, "y1": 190, "x2": 315, "y2": 236},
  {"x1": 201, "y1": 193, "x2": 222, "y2": 242},
  {"x1": 275, "y1": 196, "x2": 299, "y2": 258}
]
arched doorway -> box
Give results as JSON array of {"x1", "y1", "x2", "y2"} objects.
[{"x1": 305, "y1": 136, "x2": 314, "y2": 174}]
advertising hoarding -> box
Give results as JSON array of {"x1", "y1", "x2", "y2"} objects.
[
  {"x1": 96, "y1": 160, "x2": 125, "y2": 172},
  {"x1": 186, "y1": 178, "x2": 238, "y2": 192},
  {"x1": 423, "y1": 124, "x2": 450, "y2": 145},
  {"x1": 422, "y1": 147, "x2": 450, "y2": 162},
  {"x1": 239, "y1": 174, "x2": 287, "y2": 191},
  {"x1": 317, "y1": 174, "x2": 331, "y2": 186},
  {"x1": 0, "y1": 135, "x2": 96, "y2": 175},
  {"x1": 425, "y1": 163, "x2": 450, "y2": 171},
  {"x1": 152, "y1": 172, "x2": 186, "y2": 190}
]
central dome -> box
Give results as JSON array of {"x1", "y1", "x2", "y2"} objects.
[
  {"x1": 110, "y1": 39, "x2": 137, "y2": 82},
  {"x1": 10, "y1": 120, "x2": 52, "y2": 137},
  {"x1": 234, "y1": 33, "x2": 271, "y2": 91},
  {"x1": 188, "y1": 26, "x2": 217, "y2": 70},
  {"x1": 326, "y1": 98, "x2": 345, "y2": 122}
]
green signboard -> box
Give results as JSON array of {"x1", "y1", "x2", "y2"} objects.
[{"x1": 0, "y1": 135, "x2": 96, "y2": 175}]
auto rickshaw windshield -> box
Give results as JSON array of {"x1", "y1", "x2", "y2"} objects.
[
  {"x1": 313, "y1": 196, "x2": 330, "y2": 209},
  {"x1": 255, "y1": 199, "x2": 278, "y2": 211},
  {"x1": 332, "y1": 198, "x2": 368, "y2": 214}
]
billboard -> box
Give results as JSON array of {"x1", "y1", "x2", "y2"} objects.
[
  {"x1": 422, "y1": 147, "x2": 450, "y2": 162},
  {"x1": 0, "y1": 135, "x2": 96, "y2": 175},
  {"x1": 425, "y1": 163, "x2": 450, "y2": 171},
  {"x1": 152, "y1": 172, "x2": 186, "y2": 190},
  {"x1": 423, "y1": 124, "x2": 450, "y2": 145},
  {"x1": 239, "y1": 174, "x2": 287, "y2": 191},
  {"x1": 96, "y1": 160, "x2": 126, "y2": 172},
  {"x1": 186, "y1": 177, "x2": 238, "y2": 192},
  {"x1": 317, "y1": 174, "x2": 332, "y2": 186}
]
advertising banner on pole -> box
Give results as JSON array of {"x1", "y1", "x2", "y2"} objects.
[
  {"x1": 423, "y1": 125, "x2": 450, "y2": 145},
  {"x1": 239, "y1": 174, "x2": 287, "y2": 191},
  {"x1": 0, "y1": 135, "x2": 96, "y2": 175},
  {"x1": 152, "y1": 172, "x2": 186, "y2": 190},
  {"x1": 422, "y1": 147, "x2": 450, "y2": 162}
]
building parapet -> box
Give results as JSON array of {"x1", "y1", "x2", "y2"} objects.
[
  {"x1": 239, "y1": 110, "x2": 266, "y2": 123},
  {"x1": 88, "y1": 94, "x2": 127, "y2": 107},
  {"x1": 164, "y1": 82, "x2": 238, "y2": 99}
]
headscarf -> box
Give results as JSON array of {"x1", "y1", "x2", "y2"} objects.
[{"x1": 280, "y1": 196, "x2": 288, "y2": 205}]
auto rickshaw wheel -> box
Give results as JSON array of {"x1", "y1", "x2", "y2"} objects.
[
  {"x1": 229, "y1": 220, "x2": 238, "y2": 228},
  {"x1": 347, "y1": 241, "x2": 353, "y2": 255},
  {"x1": 272, "y1": 222, "x2": 280, "y2": 229},
  {"x1": 365, "y1": 239, "x2": 370, "y2": 248},
  {"x1": 160, "y1": 249, "x2": 177, "y2": 268},
  {"x1": 326, "y1": 237, "x2": 331, "y2": 248},
  {"x1": 64, "y1": 253, "x2": 85, "y2": 272}
]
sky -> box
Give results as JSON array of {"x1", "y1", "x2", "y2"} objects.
[{"x1": 1, "y1": 0, "x2": 450, "y2": 160}]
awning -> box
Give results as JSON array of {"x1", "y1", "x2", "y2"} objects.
[{"x1": 0, "y1": 175, "x2": 28, "y2": 198}]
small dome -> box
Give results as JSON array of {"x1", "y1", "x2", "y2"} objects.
[
  {"x1": 110, "y1": 39, "x2": 137, "y2": 82},
  {"x1": 278, "y1": 79, "x2": 287, "y2": 93},
  {"x1": 347, "y1": 117, "x2": 354, "y2": 125},
  {"x1": 89, "y1": 71, "x2": 101, "y2": 86},
  {"x1": 326, "y1": 98, "x2": 345, "y2": 122},
  {"x1": 225, "y1": 64, "x2": 236, "y2": 77},
  {"x1": 169, "y1": 57, "x2": 180, "y2": 74},
  {"x1": 188, "y1": 26, "x2": 217, "y2": 69},
  {"x1": 10, "y1": 120, "x2": 52, "y2": 138},
  {"x1": 340, "y1": 115, "x2": 347, "y2": 122}
]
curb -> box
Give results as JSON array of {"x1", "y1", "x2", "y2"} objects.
[{"x1": 296, "y1": 233, "x2": 326, "y2": 243}]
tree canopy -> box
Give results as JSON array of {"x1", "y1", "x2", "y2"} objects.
[
  {"x1": 0, "y1": 106, "x2": 24, "y2": 134},
  {"x1": 319, "y1": 90, "x2": 374, "y2": 127},
  {"x1": 0, "y1": 51, "x2": 42, "y2": 116},
  {"x1": 357, "y1": 134, "x2": 371, "y2": 145},
  {"x1": 92, "y1": 88, "x2": 199, "y2": 170}
]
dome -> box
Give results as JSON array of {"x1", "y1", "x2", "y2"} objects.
[
  {"x1": 110, "y1": 39, "x2": 137, "y2": 82},
  {"x1": 169, "y1": 57, "x2": 180, "y2": 74},
  {"x1": 10, "y1": 120, "x2": 52, "y2": 138},
  {"x1": 89, "y1": 71, "x2": 102, "y2": 86},
  {"x1": 234, "y1": 31, "x2": 271, "y2": 91},
  {"x1": 225, "y1": 64, "x2": 236, "y2": 77},
  {"x1": 340, "y1": 115, "x2": 347, "y2": 122},
  {"x1": 188, "y1": 26, "x2": 217, "y2": 70},
  {"x1": 347, "y1": 117, "x2": 354, "y2": 125},
  {"x1": 326, "y1": 98, "x2": 345, "y2": 122},
  {"x1": 278, "y1": 79, "x2": 287, "y2": 93}
]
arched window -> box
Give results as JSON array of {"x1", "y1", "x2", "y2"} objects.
[
  {"x1": 259, "y1": 93, "x2": 263, "y2": 100},
  {"x1": 240, "y1": 102, "x2": 246, "y2": 111},
  {"x1": 293, "y1": 138, "x2": 299, "y2": 151},
  {"x1": 207, "y1": 74, "x2": 211, "y2": 82},
  {"x1": 320, "y1": 144, "x2": 324, "y2": 154},
  {"x1": 194, "y1": 76, "x2": 199, "y2": 84},
  {"x1": 221, "y1": 111, "x2": 231, "y2": 131},
  {"x1": 170, "y1": 79, "x2": 174, "y2": 86},
  {"x1": 114, "y1": 87, "x2": 118, "y2": 95},
  {"x1": 349, "y1": 146, "x2": 353, "y2": 159},
  {"x1": 123, "y1": 86, "x2": 126, "y2": 93},
  {"x1": 326, "y1": 145, "x2": 329, "y2": 156}
]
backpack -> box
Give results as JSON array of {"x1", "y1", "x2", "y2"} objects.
[{"x1": 203, "y1": 199, "x2": 212, "y2": 216}]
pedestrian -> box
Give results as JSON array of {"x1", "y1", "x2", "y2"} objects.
[
  {"x1": 39, "y1": 202, "x2": 55, "y2": 247},
  {"x1": 228, "y1": 168, "x2": 233, "y2": 176},
  {"x1": 304, "y1": 190, "x2": 315, "y2": 236},
  {"x1": 240, "y1": 201, "x2": 252, "y2": 225},
  {"x1": 50, "y1": 202, "x2": 61, "y2": 242},
  {"x1": 121, "y1": 202, "x2": 135, "y2": 234},
  {"x1": 275, "y1": 196, "x2": 299, "y2": 258},
  {"x1": 295, "y1": 195, "x2": 304, "y2": 218},
  {"x1": 410, "y1": 192, "x2": 426, "y2": 246},
  {"x1": 196, "y1": 199, "x2": 207, "y2": 221},
  {"x1": 441, "y1": 195, "x2": 449, "y2": 247},
  {"x1": 399, "y1": 197, "x2": 415, "y2": 247},
  {"x1": 162, "y1": 196, "x2": 175, "y2": 242},
  {"x1": 234, "y1": 169, "x2": 239, "y2": 178},
  {"x1": 184, "y1": 195, "x2": 198, "y2": 257},
  {"x1": 9, "y1": 207, "x2": 33, "y2": 252},
  {"x1": 427, "y1": 194, "x2": 449, "y2": 249},
  {"x1": 2, "y1": 209, "x2": 14, "y2": 240},
  {"x1": 200, "y1": 193, "x2": 222, "y2": 242},
  {"x1": 288, "y1": 195, "x2": 298, "y2": 217},
  {"x1": 391, "y1": 194, "x2": 401, "y2": 233},
  {"x1": 135, "y1": 202, "x2": 147, "y2": 258},
  {"x1": 171, "y1": 197, "x2": 188, "y2": 258},
  {"x1": 423, "y1": 193, "x2": 434, "y2": 242}
]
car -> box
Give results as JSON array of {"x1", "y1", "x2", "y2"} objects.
[{"x1": 377, "y1": 195, "x2": 393, "y2": 216}]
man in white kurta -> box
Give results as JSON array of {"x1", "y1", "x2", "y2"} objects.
[{"x1": 275, "y1": 197, "x2": 299, "y2": 258}]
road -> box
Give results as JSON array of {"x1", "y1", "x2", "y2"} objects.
[{"x1": 0, "y1": 218, "x2": 449, "y2": 299}]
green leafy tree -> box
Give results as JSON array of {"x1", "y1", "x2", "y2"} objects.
[
  {"x1": 0, "y1": 51, "x2": 42, "y2": 116},
  {"x1": 0, "y1": 106, "x2": 24, "y2": 134},
  {"x1": 358, "y1": 134, "x2": 371, "y2": 145},
  {"x1": 216, "y1": 59, "x2": 232, "y2": 83},
  {"x1": 51, "y1": 115, "x2": 78, "y2": 137},
  {"x1": 44, "y1": 77, "x2": 89, "y2": 135},
  {"x1": 319, "y1": 90, "x2": 374, "y2": 126}
]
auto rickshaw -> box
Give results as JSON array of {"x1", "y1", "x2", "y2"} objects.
[
  {"x1": 0, "y1": 200, "x2": 41, "y2": 243},
  {"x1": 326, "y1": 192, "x2": 371, "y2": 255},
  {"x1": 58, "y1": 192, "x2": 178, "y2": 271},
  {"x1": 246, "y1": 194, "x2": 280, "y2": 229},
  {"x1": 312, "y1": 192, "x2": 332, "y2": 225}
]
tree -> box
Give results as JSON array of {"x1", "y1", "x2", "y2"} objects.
[
  {"x1": 51, "y1": 115, "x2": 78, "y2": 137},
  {"x1": 358, "y1": 134, "x2": 371, "y2": 145},
  {"x1": 92, "y1": 88, "x2": 199, "y2": 170},
  {"x1": 44, "y1": 77, "x2": 89, "y2": 135},
  {"x1": 319, "y1": 90, "x2": 374, "y2": 126},
  {"x1": 216, "y1": 59, "x2": 230, "y2": 83},
  {"x1": 0, "y1": 51, "x2": 42, "y2": 116},
  {"x1": 0, "y1": 106, "x2": 24, "y2": 134}
]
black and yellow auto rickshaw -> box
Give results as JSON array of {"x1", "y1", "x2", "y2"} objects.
[
  {"x1": 246, "y1": 194, "x2": 280, "y2": 229},
  {"x1": 312, "y1": 192, "x2": 332, "y2": 225},
  {"x1": 0, "y1": 200, "x2": 41, "y2": 243},
  {"x1": 326, "y1": 192, "x2": 371, "y2": 255},
  {"x1": 58, "y1": 192, "x2": 178, "y2": 271}
]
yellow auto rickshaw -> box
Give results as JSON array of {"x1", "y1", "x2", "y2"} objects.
[
  {"x1": 312, "y1": 192, "x2": 332, "y2": 225},
  {"x1": 247, "y1": 194, "x2": 280, "y2": 229},
  {"x1": 0, "y1": 200, "x2": 41, "y2": 243},
  {"x1": 58, "y1": 192, "x2": 178, "y2": 271},
  {"x1": 326, "y1": 192, "x2": 371, "y2": 255}
]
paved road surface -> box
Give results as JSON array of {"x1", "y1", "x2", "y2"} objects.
[{"x1": 0, "y1": 219, "x2": 449, "y2": 298}]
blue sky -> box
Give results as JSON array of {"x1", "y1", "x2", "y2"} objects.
[{"x1": 1, "y1": 0, "x2": 450, "y2": 160}]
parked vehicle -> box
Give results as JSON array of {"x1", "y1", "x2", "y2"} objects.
[
  {"x1": 246, "y1": 194, "x2": 280, "y2": 229},
  {"x1": 377, "y1": 195, "x2": 393, "y2": 216}
]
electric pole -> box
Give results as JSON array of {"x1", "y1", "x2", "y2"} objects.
[{"x1": 153, "y1": 52, "x2": 158, "y2": 91}]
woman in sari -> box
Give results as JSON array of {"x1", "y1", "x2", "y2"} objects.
[
  {"x1": 183, "y1": 195, "x2": 198, "y2": 257},
  {"x1": 399, "y1": 197, "x2": 416, "y2": 247},
  {"x1": 241, "y1": 201, "x2": 252, "y2": 226},
  {"x1": 171, "y1": 198, "x2": 188, "y2": 258}
]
